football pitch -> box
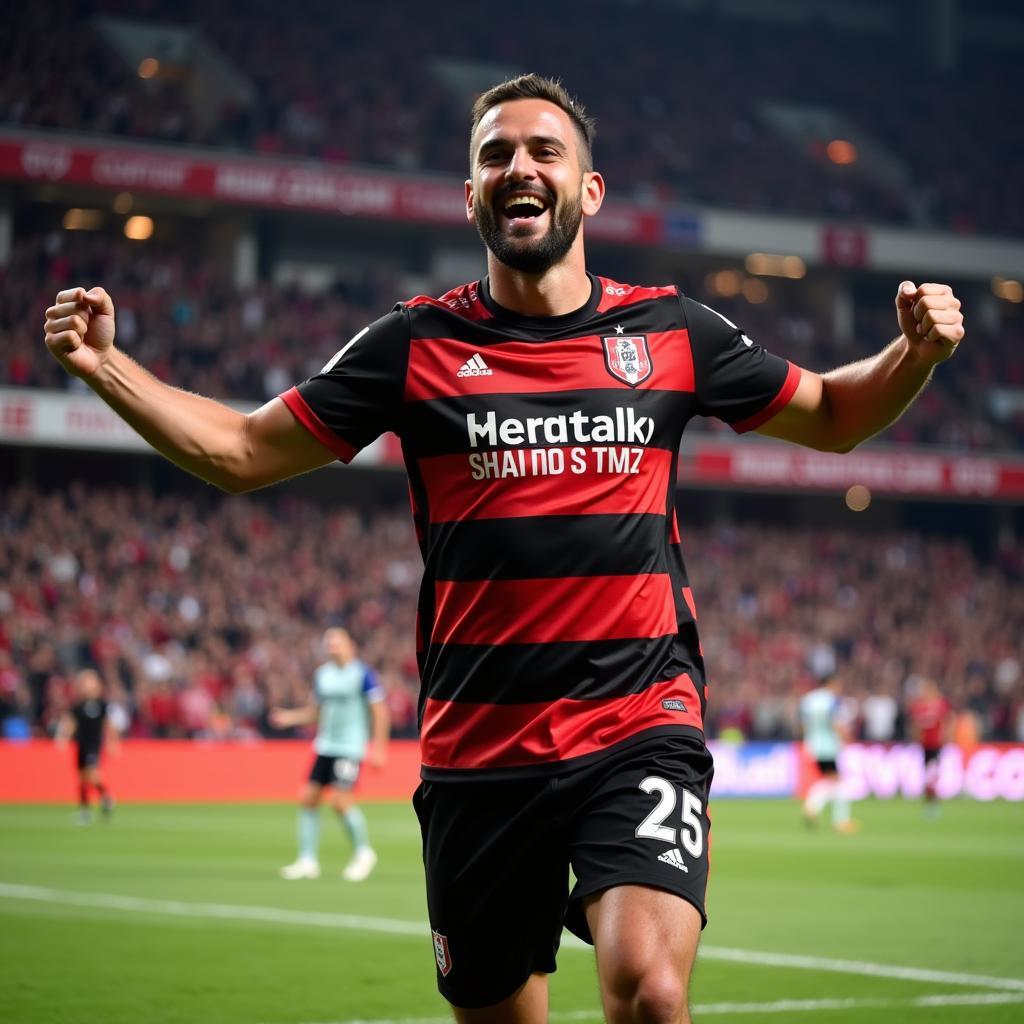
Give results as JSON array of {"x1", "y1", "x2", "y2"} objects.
[{"x1": 1, "y1": 799, "x2": 1021, "y2": 1023}]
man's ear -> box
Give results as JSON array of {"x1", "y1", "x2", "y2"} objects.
[
  {"x1": 581, "y1": 171, "x2": 605, "y2": 217},
  {"x1": 465, "y1": 179, "x2": 475, "y2": 223}
]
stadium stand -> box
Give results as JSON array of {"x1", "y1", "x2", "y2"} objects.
[
  {"x1": 4, "y1": 227, "x2": 1021, "y2": 448},
  {"x1": 1, "y1": 484, "x2": 1020, "y2": 744},
  {"x1": 2, "y1": 0, "x2": 1021, "y2": 233}
]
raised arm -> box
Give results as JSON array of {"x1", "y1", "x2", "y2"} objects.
[
  {"x1": 757, "y1": 282, "x2": 964, "y2": 452},
  {"x1": 43, "y1": 287, "x2": 336, "y2": 492}
]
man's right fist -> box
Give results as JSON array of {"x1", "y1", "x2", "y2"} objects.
[{"x1": 44, "y1": 287, "x2": 116, "y2": 379}]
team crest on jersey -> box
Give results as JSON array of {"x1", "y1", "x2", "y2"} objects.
[
  {"x1": 602, "y1": 335, "x2": 652, "y2": 387},
  {"x1": 432, "y1": 930, "x2": 452, "y2": 976}
]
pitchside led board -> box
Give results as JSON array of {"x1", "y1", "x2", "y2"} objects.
[{"x1": 708, "y1": 742, "x2": 1024, "y2": 801}]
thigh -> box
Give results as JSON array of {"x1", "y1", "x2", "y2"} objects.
[
  {"x1": 565, "y1": 735, "x2": 714, "y2": 943},
  {"x1": 414, "y1": 779, "x2": 568, "y2": 1010},
  {"x1": 584, "y1": 884, "x2": 702, "y2": 1021}
]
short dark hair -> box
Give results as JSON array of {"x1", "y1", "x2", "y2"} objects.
[{"x1": 470, "y1": 74, "x2": 595, "y2": 170}]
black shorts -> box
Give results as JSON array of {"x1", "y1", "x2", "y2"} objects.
[
  {"x1": 77, "y1": 746, "x2": 101, "y2": 770},
  {"x1": 815, "y1": 759, "x2": 839, "y2": 775},
  {"x1": 308, "y1": 754, "x2": 361, "y2": 790},
  {"x1": 414, "y1": 734, "x2": 713, "y2": 1008},
  {"x1": 923, "y1": 746, "x2": 942, "y2": 766}
]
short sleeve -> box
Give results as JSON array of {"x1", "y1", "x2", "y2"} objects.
[
  {"x1": 279, "y1": 309, "x2": 409, "y2": 462},
  {"x1": 361, "y1": 667, "x2": 385, "y2": 703},
  {"x1": 683, "y1": 297, "x2": 800, "y2": 433}
]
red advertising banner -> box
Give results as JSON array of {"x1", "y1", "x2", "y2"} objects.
[
  {"x1": 3, "y1": 739, "x2": 1021, "y2": 802},
  {"x1": 0, "y1": 740, "x2": 422, "y2": 803},
  {"x1": 679, "y1": 441, "x2": 1024, "y2": 500},
  {"x1": 0, "y1": 133, "x2": 663, "y2": 243}
]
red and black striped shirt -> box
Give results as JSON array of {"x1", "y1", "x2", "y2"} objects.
[{"x1": 282, "y1": 274, "x2": 800, "y2": 780}]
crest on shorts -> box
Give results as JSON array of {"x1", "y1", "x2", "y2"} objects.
[
  {"x1": 432, "y1": 929, "x2": 452, "y2": 977},
  {"x1": 603, "y1": 334, "x2": 652, "y2": 387}
]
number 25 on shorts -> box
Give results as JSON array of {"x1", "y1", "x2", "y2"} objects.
[{"x1": 635, "y1": 776, "x2": 704, "y2": 857}]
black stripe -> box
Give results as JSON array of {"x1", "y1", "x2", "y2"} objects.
[
  {"x1": 406, "y1": 295, "x2": 684, "y2": 345},
  {"x1": 405, "y1": 388, "x2": 691, "y2": 458},
  {"x1": 421, "y1": 633, "x2": 702, "y2": 704},
  {"x1": 426, "y1": 513, "x2": 672, "y2": 581}
]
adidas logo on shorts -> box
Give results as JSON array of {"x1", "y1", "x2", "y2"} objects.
[
  {"x1": 457, "y1": 353, "x2": 493, "y2": 377},
  {"x1": 657, "y1": 848, "x2": 689, "y2": 873}
]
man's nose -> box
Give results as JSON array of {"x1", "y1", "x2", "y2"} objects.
[{"x1": 504, "y1": 148, "x2": 538, "y2": 181}]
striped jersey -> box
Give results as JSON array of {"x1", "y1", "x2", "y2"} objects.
[{"x1": 282, "y1": 274, "x2": 800, "y2": 780}]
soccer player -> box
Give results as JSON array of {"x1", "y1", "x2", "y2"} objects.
[
  {"x1": 271, "y1": 627, "x2": 389, "y2": 881},
  {"x1": 799, "y1": 674, "x2": 858, "y2": 834},
  {"x1": 56, "y1": 669, "x2": 117, "y2": 824},
  {"x1": 44, "y1": 74, "x2": 965, "y2": 1024},
  {"x1": 907, "y1": 677, "x2": 952, "y2": 818}
]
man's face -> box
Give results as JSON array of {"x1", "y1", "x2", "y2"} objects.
[
  {"x1": 467, "y1": 99, "x2": 593, "y2": 275},
  {"x1": 325, "y1": 629, "x2": 354, "y2": 662}
]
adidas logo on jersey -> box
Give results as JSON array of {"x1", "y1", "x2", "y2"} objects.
[
  {"x1": 457, "y1": 353, "x2": 493, "y2": 377},
  {"x1": 657, "y1": 848, "x2": 689, "y2": 873}
]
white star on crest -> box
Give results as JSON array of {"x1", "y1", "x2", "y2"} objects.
[{"x1": 614, "y1": 324, "x2": 624, "y2": 334}]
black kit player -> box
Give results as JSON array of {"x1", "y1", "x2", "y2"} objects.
[
  {"x1": 56, "y1": 669, "x2": 118, "y2": 824},
  {"x1": 44, "y1": 75, "x2": 965, "y2": 1024}
]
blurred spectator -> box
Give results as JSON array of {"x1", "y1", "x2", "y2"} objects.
[
  {"x1": 1, "y1": 1, "x2": 1020, "y2": 233},
  {"x1": 1, "y1": 482, "x2": 1021, "y2": 744}
]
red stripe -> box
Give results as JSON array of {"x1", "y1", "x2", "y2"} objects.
[
  {"x1": 731, "y1": 361, "x2": 802, "y2": 434},
  {"x1": 279, "y1": 388, "x2": 357, "y2": 463},
  {"x1": 596, "y1": 278, "x2": 678, "y2": 313},
  {"x1": 404, "y1": 331, "x2": 694, "y2": 402},
  {"x1": 421, "y1": 674, "x2": 702, "y2": 770},
  {"x1": 419, "y1": 446, "x2": 673, "y2": 523},
  {"x1": 432, "y1": 574, "x2": 676, "y2": 646},
  {"x1": 669, "y1": 509, "x2": 680, "y2": 544},
  {"x1": 405, "y1": 284, "x2": 493, "y2": 322},
  {"x1": 681, "y1": 586, "x2": 697, "y2": 620}
]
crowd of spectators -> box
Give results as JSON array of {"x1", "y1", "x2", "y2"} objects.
[
  {"x1": 5, "y1": 228, "x2": 1022, "y2": 450},
  {"x1": 3, "y1": 0, "x2": 1021, "y2": 234},
  {"x1": 1, "y1": 483, "x2": 1021, "y2": 746}
]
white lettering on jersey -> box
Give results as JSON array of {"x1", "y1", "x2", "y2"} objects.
[{"x1": 466, "y1": 409, "x2": 654, "y2": 448}]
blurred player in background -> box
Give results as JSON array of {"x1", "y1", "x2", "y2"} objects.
[
  {"x1": 800, "y1": 674, "x2": 859, "y2": 834},
  {"x1": 43, "y1": 72, "x2": 965, "y2": 1024},
  {"x1": 271, "y1": 627, "x2": 389, "y2": 881},
  {"x1": 908, "y1": 677, "x2": 952, "y2": 818},
  {"x1": 56, "y1": 669, "x2": 118, "y2": 825}
]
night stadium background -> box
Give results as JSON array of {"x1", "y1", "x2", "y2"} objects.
[{"x1": 1, "y1": 1, "x2": 1022, "y2": 1021}]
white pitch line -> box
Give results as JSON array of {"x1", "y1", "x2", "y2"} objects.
[
  {"x1": 2, "y1": 882, "x2": 1023, "y2": 996},
  {"x1": 299, "y1": 993, "x2": 1024, "y2": 1024},
  {"x1": 699, "y1": 945, "x2": 1024, "y2": 994}
]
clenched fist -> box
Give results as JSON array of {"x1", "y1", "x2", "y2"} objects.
[
  {"x1": 43, "y1": 287, "x2": 116, "y2": 379},
  {"x1": 896, "y1": 281, "x2": 964, "y2": 365}
]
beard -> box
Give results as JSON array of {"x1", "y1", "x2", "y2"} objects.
[{"x1": 474, "y1": 186, "x2": 584, "y2": 275}]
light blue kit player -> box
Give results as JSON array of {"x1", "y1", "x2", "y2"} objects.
[
  {"x1": 272, "y1": 627, "x2": 390, "y2": 880},
  {"x1": 799, "y1": 673, "x2": 858, "y2": 833}
]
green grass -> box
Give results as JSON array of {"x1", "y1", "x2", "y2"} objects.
[{"x1": 1, "y1": 799, "x2": 1022, "y2": 1023}]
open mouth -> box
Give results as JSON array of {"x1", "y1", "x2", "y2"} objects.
[{"x1": 499, "y1": 191, "x2": 550, "y2": 228}]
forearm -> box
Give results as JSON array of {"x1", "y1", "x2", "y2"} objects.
[
  {"x1": 820, "y1": 335, "x2": 933, "y2": 452},
  {"x1": 371, "y1": 703, "x2": 391, "y2": 746},
  {"x1": 88, "y1": 348, "x2": 250, "y2": 491}
]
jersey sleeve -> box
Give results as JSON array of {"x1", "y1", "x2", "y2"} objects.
[
  {"x1": 279, "y1": 309, "x2": 409, "y2": 462},
  {"x1": 682, "y1": 296, "x2": 801, "y2": 432},
  {"x1": 361, "y1": 667, "x2": 385, "y2": 704}
]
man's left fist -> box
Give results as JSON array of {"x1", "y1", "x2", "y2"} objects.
[{"x1": 896, "y1": 281, "x2": 964, "y2": 364}]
